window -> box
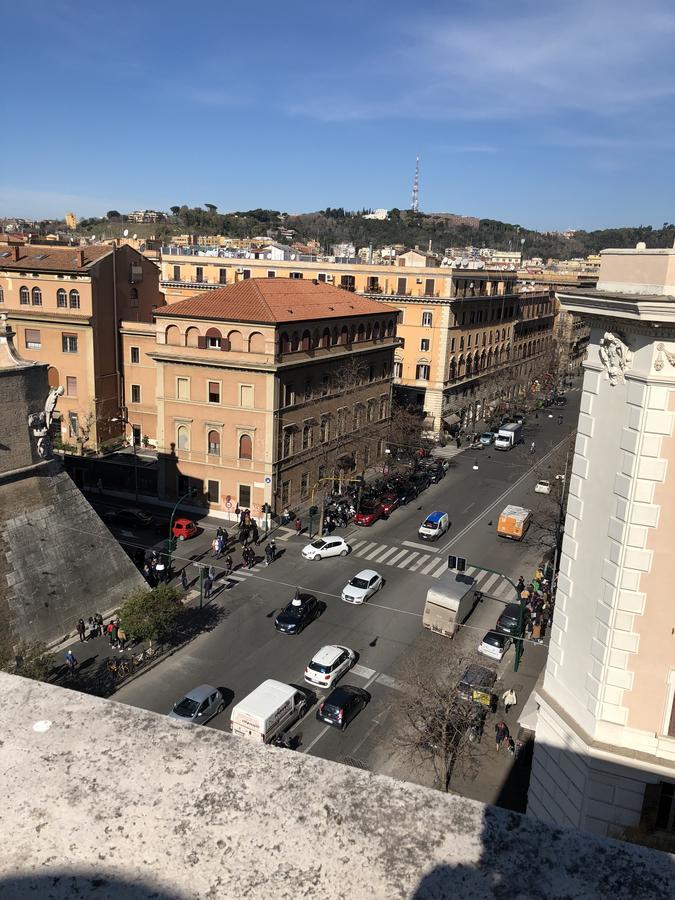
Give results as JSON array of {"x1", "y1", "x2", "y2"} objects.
[
  {"x1": 340, "y1": 275, "x2": 355, "y2": 292},
  {"x1": 397, "y1": 277, "x2": 407, "y2": 295},
  {"x1": 208, "y1": 430, "x2": 220, "y2": 455},
  {"x1": 132, "y1": 425, "x2": 141, "y2": 445},
  {"x1": 31, "y1": 287, "x2": 42, "y2": 306},
  {"x1": 129, "y1": 287, "x2": 139, "y2": 306},
  {"x1": 424, "y1": 278, "x2": 435, "y2": 296},
  {"x1": 208, "y1": 381, "x2": 220, "y2": 403},
  {"x1": 394, "y1": 361, "x2": 402, "y2": 378},
  {"x1": 176, "y1": 425, "x2": 190, "y2": 451},
  {"x1": 25, "y1": 328, "x2": 41, "y2": 350},
  {"x1": 416, "y1": 364, "x2": 430, "y2": 380},
  {"x1": 379, "y1": 396, "x2": 387, "y2": 419},
  {"x1": 0, "y1": 286, "x2": 3, "y2": 303},
  {"x1": 352, "y1": 406, "x2": 362, "y2": 430},
  {"x1": 422, "y1": 311, "x2": 433, "y2": 327},
  {"x1": 467, "y1": 334, "x2": 472, "y2": 348},
  {"x1": 207, "y1": 480, "x2": 219, "y2": 503},
  {"x1": 367, "y1": 399, "x2": 375, "y2": 423},
  {"x1": 69, "y1": 289, "x2": 80, "y2": 309},
  {"x1": 336, "y1": 407, "x2": 347, "y2": 436},
  {"x1": 281, "y1": 480, "x2": 290, "y2": 506},
  {"x1": 304, "y1": 380, "x2": 312, "y2": 401},
  {"x1": 420, "y1": 339, "x2": 430, "y2": 351},
  {"x1": 207, "y1": 334, "x2": 221, "y2": 349},
  {"x1": 195, "y1": 266, "x2": 204, "y2": 283},
  {"x1": 242, "y1": 269, "x2": 251, "y2": 279},
  {"x1": 320, "y1": 415, "x2": 330, "y2": 443},
  {"x1": 282, "y1": 428, "x2": 293, "y2": 457},
  {"x1": 239, "y1": 484, "x2": 251, "y2": 507},
  {"x1": 284, "y1": 383, "x2": 295, "y2": 406},
  {"x1": 219, "y1": 268, "x2": 227, "y2": 284},
  {"x1": 66, "y1": 376, "x2": 77, "y2": 397},
  {"x1": 62, "y1": 333, "x2": 78, "y2": 353},
  {"x1": 302, "y1": 422, "x2": 313, "y2": 450},
  {"x1": 177, "y1": 377, "x2": 190, "y2": 400},
  {"x1": 317, "y1": 273, "x2": 327, "y2": 282},
  {"x1": 55, "y1": 288, "x2": 67, "y2": 308},
  {"x1": 290, "y1": 272, "x2": 303, "y2": 279},
  {"x1": 19, "y1": 286, "x2": 29, "y2": 304},
  {"x1": 131, "y1": 384, "x2": 141, "y2": 403},
  {"x1": 240, "y1": 384, "x2": 254, "y2": 408},
  {"x1": 130, "y1": 346, "x2": 140, "y2": 364},
  {"x1": 300, "y1": 473, "x2": 309, "y2": 498},
  {"x1": 239, "y1": 433, "x2": 253, "y2": 460},
  {"x1": 267, "y1": 270, "x2": 276, "y2": 278},
  {"x1": 364, "y1": 445, "x2": 371, "y2": 466},
  {"x1": 173, "y1": 265, "x2": 181, "y2": 281},
  {"x1": 68, "y1": 412, "x2": 79, "y2": 439}
]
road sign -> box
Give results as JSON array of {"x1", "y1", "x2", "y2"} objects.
[
  {"x1": 264, "y1": 476, "x2": 271, "y2": 484},
  {"x1": 225, "y1": 501, "x2": 232, "y2": 510}
]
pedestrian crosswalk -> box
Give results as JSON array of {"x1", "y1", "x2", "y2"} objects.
[{"x1": 345, "y1": 537, "x2": 517, "y2": 598}]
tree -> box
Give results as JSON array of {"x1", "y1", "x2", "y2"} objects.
[
  {"x1": 170, "y1": 206, "x2": 181, "y2": 217},
  {"x1": 118, "y1": 584, "x2": 182, "y2": 644},
  {"x1": 393, "y1": 647, "x2": 486, "y2": 792},
  {"x1": 1, "y1": 638, "x2": 54, "y2": 682},
  {"x1": 106, "y1": 210, "x2": 121, "y2": 220},
  {"x1": 204, "y1": 203, "x2": 218, "y2": 213}
]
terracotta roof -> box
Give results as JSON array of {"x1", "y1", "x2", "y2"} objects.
[
  {"x1": 0, "y1": 243, "x2": 112, "y2": 272},
  {"x1": 155, "y1": 278, "x2": 399, "y2": 324}
]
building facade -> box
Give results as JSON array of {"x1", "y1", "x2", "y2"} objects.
[
  {"x1": 120, "y1": 279, "x2": 398, "y2": 518},
  {"x1": 528, "y1": 244, "x2": 675, "y2": 848},
  {"x1": 1, "y1": 239, "x2": 164, "y2": 450}
]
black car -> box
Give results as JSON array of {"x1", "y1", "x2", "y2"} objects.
[
  {"x1": 409, "y1": 471, "x2": 430, "y2": 491},
  {"x1": 316, "y1": 685, "x2": 370, "y2": 729},
  {"x1": 104, "y1": 508, "x2": 154, "y2": 528},
  {"x1": 495, "y1": 602, "x2": 523, "y2": 636},
  {"x1": 274, "y1": 592, "x2": 320, "y2": 635},
  {"x1": 392, "y1": 480, "x2": 417, "y2": 504},
  {"x1": 420, "y1": 461, "x2": 445, "y2": 484}
]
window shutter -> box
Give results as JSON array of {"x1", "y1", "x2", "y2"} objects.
[
  {"x1": 221, "y1": 339, "x2": 230, "y2": 351},
  {"x1": 197, "y1": 336, "x2": 207, "y2": 349}
]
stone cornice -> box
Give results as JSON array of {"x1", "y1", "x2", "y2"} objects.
[{"x1": 557, "y1": 291, "x2": 675, "y2": 325}]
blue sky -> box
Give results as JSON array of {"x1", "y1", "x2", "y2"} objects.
[{"x1": 2, "y1": 0, "x2": 674, "y2": 230}]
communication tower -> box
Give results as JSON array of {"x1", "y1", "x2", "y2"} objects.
[{"x1": 411, "y1": 156, "x2": 420, "y2": 213}]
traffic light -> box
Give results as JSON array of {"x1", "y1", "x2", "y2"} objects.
[
  {"x1": 262, "y1": 503, "x2": 272, "y2": 514},
  {"x1": 309, "y1": 506, "x2": 318, "y2": 517},
  {"x1": 448, "y1": 555, "x2": 457, "y2": 570},
  {"x1": 457, "y1": 557, "x2": 466, "y2": 573}
]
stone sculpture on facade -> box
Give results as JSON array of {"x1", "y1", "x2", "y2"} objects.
[
  {"x1": 598, "y1": 331, "x2": 632, "y2": 385},
  {"x1": 28, "y1": 386, "x2": 64, "y2": 459}
]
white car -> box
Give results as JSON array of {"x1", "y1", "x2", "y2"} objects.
[
  {"x1": 301, "y1": 536, "x2": 349, "y2": 561},
  {"x1": 304, "y1": 645, "x2": 356, "y2": 688},
  {"x1": 341, "y1": 569, "x2": 383, "y2": 604},
  {"x1": 478, "y1": 630, "x2": 512, "y2": 662},
  {"x1": 534, "y1": 479, "x2": 552, "y2": 495}
]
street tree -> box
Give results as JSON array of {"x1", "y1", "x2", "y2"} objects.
[
  {"x1": 1, "y1": 637, "x2": 54, "y2": 682},
  {"x1": 118, "y1": 584, "x2": 182, "y2": 645},
  {"x1": 106, "y1": 210, "x2": 121, "y2": 220},
  {"x1": 526, "y1": 431, "x2": 576, "y2": 570},
  {"x1": 392, "y1": 645, "x2": 487, "y2": 793},
  {"x1": 204, "y1": 203, "x2": 218, "y2": 213}
]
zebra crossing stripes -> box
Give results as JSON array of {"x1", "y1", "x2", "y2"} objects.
[
  {"x1": 409, "y1": 554, "x2": 432, "y2": 572},
  {"x1": 396, "y1": 551, "x2": 419, "y2": 568},
  {"x1": 367, "y1": 546, "x2": 398, "y2": 563},
  {"x1": 387, "y1": 548, "x2": 410, "y2": 565}
]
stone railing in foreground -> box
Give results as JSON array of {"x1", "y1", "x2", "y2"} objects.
[{"x1": 1, "y1": 673, "x2": 672, "y2": 900}]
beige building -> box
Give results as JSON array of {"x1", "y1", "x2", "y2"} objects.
[
  {"x1": 1, "y1": 238, "x2": 164, "y2": 450},
  {"x1": 120, "y1": 279, "x2": 397, "y2": 517},
  {"x1": 159, "y1": 251, "x2": 555, "y2": 434},
  {"x1": 528, "y1": 243, "x2": 675, "y2": 847}
]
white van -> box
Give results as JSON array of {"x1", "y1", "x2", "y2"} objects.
[
  {"x1": 418, "y1": 511, "x2": 450, "y2": 541},
  {"x1": 230, "y1": 679, "x2": 309, "y2": 743}
]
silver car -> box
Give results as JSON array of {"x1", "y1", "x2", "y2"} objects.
[{"x1": 168, "y1": 684, "x2": 225, "y2": 725}]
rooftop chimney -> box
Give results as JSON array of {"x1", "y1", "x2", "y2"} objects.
[
  {"x1": 77, "y1": 249, "x2": 85, "y2": 267},
  {"x1": 11, "y1": 245, "x2": 20, "y2": 262}
]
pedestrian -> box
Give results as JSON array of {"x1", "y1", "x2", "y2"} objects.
[
  {"x1": 530, "y1": 441, "x2": 536, "y2": 455},
  {"x1": 282, "y1": 506, "x2": 291, "y2": 525},
  {"x1": 516, "y1": 576, "x2": 525, "y2": 594},
  {"x1": 203, "y1": 576, "x2": 213, "y2": 600},
  {"x1": 502, "y1": 688, "x2": 517, "y2": 714},
  {"x1": 224, "y1": 554, "x2": 233, "y2": 576},
  {"x1": 215, "y1": 535, "x2": 224, "y2": 558},
  {"x1": 76, "y1": 618, "x2": 86, "y2": 642},
  {"x1": 110, "y1": 622, "x2": 118, "y2": 648},
  {"x1": 269, "y1": 539, "x2": 276, "y2": 561},
  {"x1": 265, "y1": 543, "x2": 273, "y2": 566},
  {"x1": 95, "y1": 613, "x2": 104, "y2": 635},
  {"x1": 117, "y1": 627, "x2": 127, "y2": 652},
  {"x1": 208, "y1": 564, "x2": 216, "y2": 581},
  {"x1": 494, "y1": 721, "x2": 509, "y2": 751},
  {"x1": 456, "y1": 436, "x2": 461, "y2": 449},
  {"x1": 506, "y1": 736, "x2": 516, "y2": 758},
  {"x1": 216, "y1": 525, "x2": 224, "y2": 540},
  {"x1": 211, "y1": 537, "x2": 219, "y2": 558},
  {"x1": 155, "y1": 558, "x2": 166, "y2": 583},
  {"x1": 96, "y1": 477, "x2": 103, "y2": 495},
  {"x1": 181, "y1": 567, "x2": 189, "y2": 591},
  {"x1": 295, "y1": 517, "x2": 302, "y2": 536},
  {"x1": 65, "y1": 649, "x2": 77, "y2": 676}
]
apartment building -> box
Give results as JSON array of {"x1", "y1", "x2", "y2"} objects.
[
  {"x1": 1, "y1": 238, "x2": 164, "y2": 450},
  {"x1": 120, "y1": 279, "x2": 398, "y2": 516},
  {"x1": 528, "y1": 244, "x2": 675, "y2": 847}
]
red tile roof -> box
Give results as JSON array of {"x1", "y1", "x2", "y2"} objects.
[
  {"x1": 155, "y1": 278, "x2": 398, "y2": 324},
  {"x1": 0, "y1": 243, "x2": 112, "y2": 272}
]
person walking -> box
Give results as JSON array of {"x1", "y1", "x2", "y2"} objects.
[
  {"x1": 295, "y1": 517, "x2": 302, "y2": 536},
  {"x1": 117, "y1": 626, "x2": 127, "y2": 652},
  {"x1": 530, "y1": 441, "x2": 536, "y2": 455},
  {"x1": 216, "y1": 525, "x2": 224, "y2": 541},
  {"x1": 203, "y1": 576, "x2": 213, "y2": 600},
  {"x1": 76, "y1": 618, "x2": 86, "y2": 643},
  {"x1": 65, "y1": 649, "x2": 77, "y2": 677},
  {"x1": 208, "y1": 564, "x2": 216, "y2": 582},
  {"x1": 224, "y1": 555, "x2": 233, "y2": 576},
  {"x1": 502, "y1": 688, "x2": 517, "y2": 714},
  {"x1": 506, "y1": 736, "x2": 516, "y2": 758},
  {"x1": 110, "y1": 622, "x2": 118, "y2": 649},
  {"x1": 181, "y1": 567, "x2": 189, "y2": 591},
  {"x1": 494, "y1": 721, "x2": 509, "y2": 752},
  {"x1": 155, "y1": 557, "x2": 166, "y2": 583},
  {"x1": 516, "y1": 576, "x2": 525, "y2": 595},
  {"x1": 265, "y1": 543, "x2": 273, "y2": 566},
  {"x1": 455, "y1": 435, "x2": 461, "y2": 450}
]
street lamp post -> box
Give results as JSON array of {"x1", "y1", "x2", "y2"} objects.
[
  {"x1": 168, "y1": 487, "x2": 196, "y2": 573},
  {"x1": 111, "y1": 415, "x2": 138, "y2": 502}
]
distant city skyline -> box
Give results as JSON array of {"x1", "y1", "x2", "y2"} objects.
[{"x1": 1, "y1": 0, "x2": 674, "y2": 231}]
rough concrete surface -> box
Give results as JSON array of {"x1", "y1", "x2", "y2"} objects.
[{"x1": 0, "y1": 673, "x2": 672, "y2": 899}]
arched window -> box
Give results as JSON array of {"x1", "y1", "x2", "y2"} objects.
[
  {"x1": 185, "y1": 326, "x2": 200, "y2": 347},
  {"x1": 386, "y1": 319, "x2": 395, "y2": 337},
  {"x1": 280, "y1": 332, "x2": 290, "y2": 353},
  {"x1": 205, "y1": 327, "x2": 222, "y2": 349},
  {"x1": 332, "y1": 327, "x2": 339, "y2": 346},
  {"x1": 301, "y1": 329, "x2": 311, "y2": 351},
  {"x1": 339, "y1": 326, "x2": 349, "y2": 345},
  {"x1": 372, "y1": 322, "x2": 380, "y2": 341},
  {"x1": 291, "y1": 332, "x2": 300, "y2": 351},
  {"x1": 31, "y1": 287, "x2": 42, "y2": 306},
  {"x1": 207, "y1": 430, "x2": 220, "y2": 455},
  {"x1": 57, "y1": 288, "x2": 67, "y2": 308},
  {"x1": 19, "y1": 286, "x2": 29, "y2": 304},
  {"x1": 357, "y1": 324, "x2": 365, "y2": 342},
  {"x1": 166, "y1": 325, "x2": 181, "y2": 345},
  {"x1": 321, "y1": 328, "x2": 330, "y2": 348},
  {"x1": 69, "y1": 289, "x2": 80, "y2": 309},
  {"x1": 365, "y1": 322, "x2": 372, "y2": 340},
  {"x1": 227, "y1": 330, "x2": 243, "y2": 352},
  {"x1": 239, "y1": 433, "x2": 253, "y2": 460},
  {"x1": 47, "y1": 366, "x2": 60, "y2": 388},
  {"x1": 248, "y1": 332, "x2": 265, "y2": 353},
  {"x1": 177, "y1": 425, "x2": 190, "y2": 451},
  {"x1": 449, "y1": 358, "x2": 457, "y2": 381}
]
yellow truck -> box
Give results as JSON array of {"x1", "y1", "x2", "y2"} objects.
[{"x1": 497, "y1": 505, "x2": 531, "y2": 541}]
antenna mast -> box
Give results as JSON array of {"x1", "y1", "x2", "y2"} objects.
[{"x1": 411, "y1": 156, "x2": 420, "y2": 213}]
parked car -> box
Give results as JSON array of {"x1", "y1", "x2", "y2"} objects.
[
  {"x1": 495, "y1": 602, "x2": 523, "y2": 636},
  {"x1": 420, "y1": 461, "x2": 445, "y2": 483},
  {"x1": 172, "y1": 517, "x2": 198, "y2": 540},
  {"x1": 479, "y1": 432, "x2": 495, "y2": 446},
  {"x1": 316, "y1": 685, "x2": 370, "y2": 729},
  {"x1": 304, "y1": 645, "x2": 356, "y2": 688},
  {"x1": 379, "y1": 493, "x2": 400, "y2": 517},
  {"x1": 274, "y1": 592, "x2": 320, "y2": 634},
  {"x1": 341, "y1": 569, "x2": 383, "y2": 604},
  {"x1": 104, "y1": 508, "x2": 154, "y2": 528},
  {"x1": 478, "y1": 630, "x2": 512, "y2": 662},
  {"x1": 301, "y1": 536, "x2": 349, "y2": 561},
  {"x1": 390, "y1": 480, "x2": 417, "y2": 504},
  {"x1": 534, "y1": 479, "x2": 552, "y2": 495},
  {"x1": 409, "y1": 471, "x2": 430, "y2": 492},
  {"x1": 456, "y1": 664, "x2": 498, "y2": 706},
  {"x1": 354, "y1": 502, "x2": 385, "y2": 527},
  {"x1": 168, "y1": 685, "x2": 225, "y2": 725}
]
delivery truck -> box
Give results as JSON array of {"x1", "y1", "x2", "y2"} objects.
[
  {"x1": 497, "y1": 505, "x2": 532, "y2": 541},
  {"x1": 230, "y1": 679, "x2": 309, "y2": 743},
  {"x1": 494, "y1": 422, "x2": 523, "y2": 450},
  {"x1": 423, "y1": 573, "x2": 478, "y2": 638}
]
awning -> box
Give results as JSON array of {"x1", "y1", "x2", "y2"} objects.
[{"x1": 442, "y1": 414, "x2": 460, "y2": 427}]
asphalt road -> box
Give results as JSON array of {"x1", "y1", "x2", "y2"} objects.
[{"x1": 101, "y1": 394, "x2": 579, "y2": 781}]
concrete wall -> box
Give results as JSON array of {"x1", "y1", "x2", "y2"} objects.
[{"x1": 0, "y1": 364, "x2": 47, "y2": 473}]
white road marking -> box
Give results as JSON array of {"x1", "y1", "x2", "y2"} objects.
[
  {"x1": 481, "y1": 573, "x2": 500, "y2": 594},
  {"x1": 364, "y1": 543, "x2": 388, "y2": 560},
  {"x1": 430, "y1": 559, "x2": 449, "y2": 578},
  {"x1": 421, "y1": 557, "x2": 442, "y2": 575},
  {"x1": 376, "y1": 674, "x2": 408, "y2": 693},
  {"x1": 409, "y1": 554, "x2": 431, "y2": 572},
  {"x1": 352, "y1": 664, "x2": 376, "y2": 679},
  {"x1": 463, "y1": 502, "x2": 475, "y2": 512},
  {"x1": 402, "y1": 540, "x2": 439, "y2": 552},
  {"x1": 349, "y1": 539, "x2": 368, "y2": 551},
  {"x1": 354, "y1": 541, "x2": 377, "y2": 556},
  {"x1": 397, "y1": 552, "x2": 418, "y2": 568},
  {"x1": 368, "y1": 546, "x2": 397, "y2": 563},
  {"x1": 494, "y1": 580, "x2": 515, "y2": 600},
  {"x1": 303, "y1": 725, "x2": 331, "y2": 754},
  {"x1": 388, "y1": 548, "x2": 409, "y2": 565}
]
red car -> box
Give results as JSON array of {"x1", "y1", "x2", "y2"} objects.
[
  {"x1": 379, "y1": 493, "x2": 400, "y2": 518},
  {"x1": 353, "y1": 502, "x2": 384, "y2": 527},
  {"x1": 172, "y1": 517, "x2": 199, "y2": 540}
]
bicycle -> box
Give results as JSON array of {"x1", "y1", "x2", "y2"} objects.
[{"x1": 107, "y1": 657, "x2": 131, "y2": 679}]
